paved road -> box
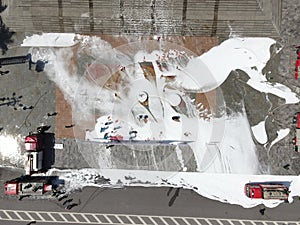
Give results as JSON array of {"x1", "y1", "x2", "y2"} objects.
[{"x1": 1, "y1": 186, "x2": 300, "y2": 224}]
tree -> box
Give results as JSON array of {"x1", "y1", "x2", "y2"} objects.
[
  {"x1": 0, "y1": 0, "x2": 7, "y2": 13},
  {"x1": 0, "y1": 1, "x2": 14, "y2": 55}
]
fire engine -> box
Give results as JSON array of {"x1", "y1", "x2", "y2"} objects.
[
  {"x1": 295, "y1": 47, "x2": 300, "y2": 80},
  {"x1": 4, "y1": 176, "x2": 53, "y2": 196},
  {"x1": 23, "y1": 126, "x2": 53, "y2": 175},
  {"x1": 245, "y1": 182, "x2": 289, "y2": 201},
  {"x1": 24, "y1": 134, "x2": 44, "y2": 175}
]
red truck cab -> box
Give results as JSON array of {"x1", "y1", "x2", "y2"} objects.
[
  {"x1": 25, "y1": 134, "x2": 44, "y2": 151},
  {"x1": 24, "y1": 134, "x2": 45, "y2": 175},
  {"x1": 4, "y1": 181, "x2": 18, "y2": 195}
]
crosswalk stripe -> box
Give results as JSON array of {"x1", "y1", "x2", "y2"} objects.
[
  {"x1": 114, "y1": 215, "x2": 124, "y2": 224},
  {"x1": 92, "y1": 214, "x2": 102, "y2": 223},
  {"x1": 13, "y1": 211, "x2": 23, "y2": 220},
  {"x1": 159, "y1": 217, "x2": 169, "y2": 225},
  {"x1": 81, "y1": 214, "x2": 92, "y2": 223},
  {"x1": 47, "y1": 212, "x2": 56, "y2": 221},
  {"x1": 103, "y1": 214, "x2": 113, "y2": 224},
  {"x1": 2, "y1": 211, "x2": 12, "y2": 220},
  {"x1": 33, "y1": 212, "x2": 45, "y2": 221},
  {"x1": 215, "y1": 219, "x2": 224, "y2": 225},
  {"x1": 70, "y1": 213, "x2": 80, "y2": 223},
  {"x1": 24, "y1": 212, "x2": 34, "y2": 221},
  {"x1": 138, "y1": 216, "x2": 148, "y2": 225},
  {"x1": 126, "y1": 215, "x2": 135, "y2": 224},
  {"x1": 193, "y1": 218, "x2": 202, "y2": 225},
  {"x1": 182, "y1": 218, "x2": 191, "y2": 225},
  {"x1": 148, "y1": 216, "x2": 158, "y2": 225},
  {"x1": 59, "y1": 213, "x2": 69, "y2": 222},
  {"x1": 2, "y1": 209, "x2": 300, "y2": 225},
  {"x1": 171, "y1": 218, "x2": 181, "y2": 225},
  {"x1": 205, "y1": 218, "x2": 214, "y2": 225}
]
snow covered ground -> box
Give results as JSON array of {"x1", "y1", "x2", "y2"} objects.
[{"x1": 1, "y1": 33, "x2": 300, "y2": 208}]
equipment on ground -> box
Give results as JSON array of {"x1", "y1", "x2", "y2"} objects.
[{"x1": 0, "y1": 54, "x2": 47, "y2": 72}]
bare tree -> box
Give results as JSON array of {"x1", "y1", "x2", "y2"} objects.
[{"x1": 0, "y1": 1, "x2": 14, "y2": 55}]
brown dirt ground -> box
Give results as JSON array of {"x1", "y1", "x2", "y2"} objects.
[{"x1": 55, "y1": 35, "x2": 219, "y2": 139}]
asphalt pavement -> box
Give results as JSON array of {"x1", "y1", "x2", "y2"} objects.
[{"x1": 1, "y1": 186, "x2": 300, "y2": 224}]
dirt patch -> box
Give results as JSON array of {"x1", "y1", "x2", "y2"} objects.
[{"x1": 55, "y1": 35, "x2": 219, "y2": 139}]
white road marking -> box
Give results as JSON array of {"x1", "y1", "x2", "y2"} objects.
[
  {"x1": 80, "y1": 213, "x2": 92, "y2": 223},
  {"x1": 125, "y1": 215, "x2": 136, "y2": 224},
  {"x1": 47, "y1": 212, "x2": 56, "y2": 221},
  {"x1": 226, "y1": 219, "x2": 236, "y2": 225},
  {"x1": 70, "y1": 213, "x2": 80, "y2": 223},
  {"x1": 182, "y1": 218, "x2": 191, "y2": 225},
  {"x1": 205, "y1": 218, "x2": 215, "y2": 225},
  {"x1": 215, "y1": 219, "x2": 226, "y2": 225},
  {"x1": 33, "y1": 212, "x2": 46, "y2": 221},
  {"x1": 114, "y1": 215, "x2": 124, "y2": 224},
  {"x1": 24, "y1": 212, "x2": 35, "y2": 221},
  {"x1": 193, "y1": 218, "x2": 202, "y2": 225},
  {"x1": 13, "y1": 211, "x2": 23, "y2": 220},
  {"x1": 148, "y1": 216, "x2": 159, "y2": 225},
  {"x1": 0, "y1": 209, "x2": 300, "y2": 225},
  {"x1": 59, "y1": 213, "x2": 69, "y2": 222},
  {"x1": 2, "y1": 211, "x2": 12, "y2": 220},
  {"x1": 159, "y1": 217, "x2": 170, "y2": 225},
  {"x1": 103, "y1": 214, "x2": 113, "y2": 224},
  {"x1": 92, "y1": 214, "x2": 102, "y2": 223},
  {"x1": 171, "y1": 217, "x2": 181, "y2": 225}
]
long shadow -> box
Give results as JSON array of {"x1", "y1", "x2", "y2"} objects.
[
  {"x1": 168, "y1": 188, "x2": 180, "y2": 207},
  {"x1": 0, "y1": 1, "x2": 14, "y2": 55},
  {"x1": 42, "y1": 132, "x2": 56, "y2": 171}
]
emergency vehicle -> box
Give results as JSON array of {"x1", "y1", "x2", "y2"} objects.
[
  {"x1": 295, "y1": 47, "x2": 300, "y2": 79},
  {"x1": 4, "y1": 176, "x2": 52, "y2": 196},
  {"x1": 245, "y1": 182, "x2": 289, "y2": 201}
]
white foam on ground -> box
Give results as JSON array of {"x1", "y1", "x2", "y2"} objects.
[
  {"x1": 251, "y1": 121, "x2": 268, "y2": 144},
  {"x1": 0, "y1": 133, "x2": 22, "y2": 166},
  {"x1": 21, "y1": 33, "x2": 77, "y2": 47},
  {"x1": 23, "y1": 34, "x2": 300, "y2": 208},
  {"x1": 47, "y1": 168, "x2": 300, "y2": 209}
]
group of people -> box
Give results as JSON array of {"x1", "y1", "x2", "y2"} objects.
[{"x1": 52, "y1": 189, "x2": 80, "y2": 210}]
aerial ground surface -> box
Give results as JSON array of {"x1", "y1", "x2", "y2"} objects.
[{"x1": 1, "y1": 0, "x2": 300, "y2": 208}]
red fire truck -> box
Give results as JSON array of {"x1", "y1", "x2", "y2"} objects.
[
  {"x1": 24, "y1": 133, "x2": 45, "y2": 175},
  {"x1": 4, "y1": 176, "x2": 52, "y2": 196},
  {"x1": 245, "y1": 182, "x2": 289, "y2": 201}
]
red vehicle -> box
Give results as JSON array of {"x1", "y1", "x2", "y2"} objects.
[
  {"x1": 245, "y1": 183, "x2": 289, "y2": 200},
  {"x1": 295, "y1": 47, "x2": 300, "y2": 80},
  {"x1": 110, "y1": 135, "x2": 123, "y2": 141},
  {"x1": 24, "y1": 133, "x2": 45, "y2": 175},
  {"x1": 25, "y1": 134, "x2": 44, "y2": 151},
  {"x1": 293, "y1": 112, "x2": 300, "y2": 152},
  {"x1": 4, "y1": 176, "x2": 52, "y2": 196}
]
